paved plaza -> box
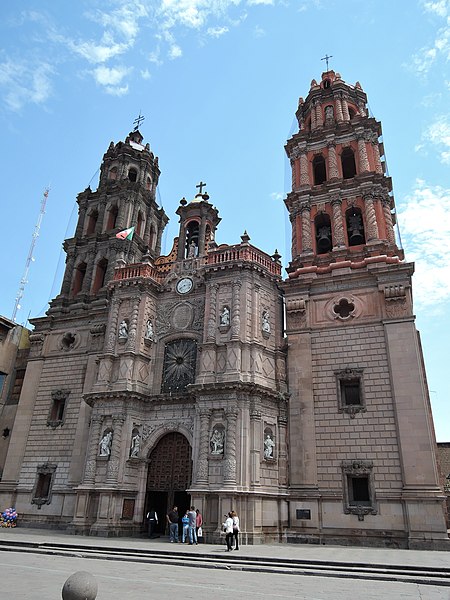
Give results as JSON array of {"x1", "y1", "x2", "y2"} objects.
[{"x1": 0, "y1": 529, "x2": 449, "y2": 599}]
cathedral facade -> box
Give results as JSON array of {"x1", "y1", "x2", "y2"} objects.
[{"x1": 0, "y1": 71, "x2": 447, "y2": 548}]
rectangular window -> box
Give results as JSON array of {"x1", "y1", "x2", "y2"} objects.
[
  {"x1": 340, "y1": 379, "x2": 361, "y2": 406},
  {"x1": 348, "y1": 475, "x2": 371, "y2": 506},
  {"x1": 36, "y1": 473, "x2": 52, "y2": 499},
  {"x1": 32, "y1": 463, "x2": 57, "y2": 508}
]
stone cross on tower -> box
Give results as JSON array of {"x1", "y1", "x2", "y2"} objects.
[
  {"x1": 133, "y1": 112, "x2": 145, "y2": 131},
  {"x1": 196, "y1": 181, "x2": 207, "y2": 195}
]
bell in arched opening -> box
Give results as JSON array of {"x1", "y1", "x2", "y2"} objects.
[
  {"x1": 346, "y1": 207, "x2": 366, "y2": 246},
  {"x1": 315, "y1": 213, "x2": 332, "y2": 254}
]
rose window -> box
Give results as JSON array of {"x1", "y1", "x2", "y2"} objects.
[{"x1": 161, "y1": 339, "x2": 197, "y2": 393}]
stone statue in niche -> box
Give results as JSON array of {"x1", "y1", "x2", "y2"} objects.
[
  {"x1": 210, "y1": 428, "x2": 225, "y2": 455},
  {"x1": 118, "y1": 320, "x2": 128, "y2": 340},
  {"x1": 264, "y1": 433, "x2": 275, "y2": 459},
  {"x1": 130, "y1": 429, "x2": 141, "y2": 458},
  {"x1": 262, "y1": 310, "x2": 271, "y2": 334},
  {"x1": 144, "y1": 319, "x2": 154, "y2": 342},
  {"x1": 188, "y1": 240, "x2": 197, "y2": 258},
  {"x1": 325, "y1": 104, "x2": 334, "y2": 124},
  {"x1": 220, "y1": 306, "x2": 230, "y2": 326},
  {"x1": 99, "y1": 430, "x2": 113, "y2": 457}
]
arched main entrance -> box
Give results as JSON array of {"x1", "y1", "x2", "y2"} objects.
[{"x1": 145, "y1": 432, "x2": 192, "y2": 535}]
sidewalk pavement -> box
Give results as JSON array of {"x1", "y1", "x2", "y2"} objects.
[{"x1": 1, "y1": 526, "x2": 449, "y2": 568}]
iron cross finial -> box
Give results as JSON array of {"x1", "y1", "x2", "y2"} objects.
[
  {"x1": 321, "y1": 54, "x2": 333, "y2": 71},
  {"x1": 133, "y1": 112, "x2": 145, "y2": 131},
  {"x1": 196, "y1": 181, "x2": 207, "y2": 195}
]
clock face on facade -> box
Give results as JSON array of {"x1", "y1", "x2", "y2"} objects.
[{"x1": 176, "y1": 277, "x2": 193, "y2": 294}]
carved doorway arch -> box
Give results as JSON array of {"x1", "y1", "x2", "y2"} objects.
[{"x1": 145, "y1": 432, "x2": 192, "y2": 535}]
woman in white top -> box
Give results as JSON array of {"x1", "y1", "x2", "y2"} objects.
[
  {"x1": 223, "y1": 512, "x2": 234, "y2": 551},
  {"x1": 231, "y1": 510, "x2": 240, "y2": 550}
]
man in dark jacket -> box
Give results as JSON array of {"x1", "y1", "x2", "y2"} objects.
[{"x1": 166, "y1": 506, "x2": 179, "y2": 542}]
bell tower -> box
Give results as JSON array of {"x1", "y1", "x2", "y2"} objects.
[
  {"x1": 49, "y1": 129, "x2": 168, "y2": 315},
  {"x1": 281, "y1": 71, "x2": 448, "y2": 548}
]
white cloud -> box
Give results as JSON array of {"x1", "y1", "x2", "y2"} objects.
[
  {"x1": 207, "y1": 26, "x2": 229, "y2": 37},
  {"x1": 420, "y1": 116, "x2": 450, "y2": 163},
  {"x1": 253, "y1": 24, "x2": 265, "y2": 37},
  {"x1": 168, "y1": 44, "x2": 183, "y2": 59},
  {"x1": 92, "y1": 65, "x2": 131, "y2": 86},
  {"x1": 67, "y1": 35, "x2": 130, "y2": 64},
  {"x1": 397, "y1": 179, "x2": 450, "y2": 308},
  {"x1": 0, "y1": 59, "x2": 53, "y2": 111},
  {"x1": 247, "y1": 0, "x2": 273, "y2": 4},
  {"x1": 422, "y1": 0, "x2": 450, "y2": 17},
  {"x1": 104, "y1": 84, "x2": 129, "y2": 96},
  {"x1": 141, "y1": 69, "x2": 152, "y2": 79},
  {"x1": 270, "y1": 192, "x2": 283, "y2": 200}
]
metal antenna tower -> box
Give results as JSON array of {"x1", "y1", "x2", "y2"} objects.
[{"x1": 12, "y1": 187, "x2": 50, "y2": 323}]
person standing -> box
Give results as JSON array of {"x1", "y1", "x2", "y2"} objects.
[
  {"x1": 231, "y1": 510, "x2": 240, "y2": 550},
  {"x1": 166, "y1": 505, "x2": 179, "y2": 543},
  {"x1": 181, "y1": 511, "x2": 189, "y2": 543},
  {"x1": 223, "y1": 512, "x2": 234, "y2": 551},
  {"x1": 146, "y1": 508, "x2": 158, "y2": 539},
  {"x1": 196, "y1": 508, "x2": 203, "y2": 541},
  {"x1": 188, "y1": 506, "x2": 197, "y2": 545}
]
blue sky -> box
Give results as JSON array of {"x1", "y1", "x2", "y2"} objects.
[{"x1": 1, "y1": 0, "x2": 449, "y2": 440}]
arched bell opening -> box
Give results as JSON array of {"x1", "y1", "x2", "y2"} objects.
[
  {"x1": 128, "y1": 167, "x2": 138, "y2": 182},
  {"x1": 92, "y1": 258, "x2": 108, "y2": 294},
  {"x1": 341, "y1": 147, "x2": 357, "y2": 179},
  {"x1": 313, "y1": 154, "x2": 327, "y2": 185},
  {"x1": 144, "y1": 432, "x2": 192, "y2": 536},
  {"x1": 315, "y1": 213, "x2": 332, "y2": 254},
  {"x1": 86, "y1": 209, "x2": 98, "y2": 235},
  {"x1": 136, "y1": 211, "x2": 144, "y2": 238},
  {"x1": 346, "y1": 206, "x2": 366, "y2": 246},
  {"x1": 105, "y1": 205, "x2": 118, "y2": 231},
  {"x1": 185, "y1": 221, "x2": 199, "y2": 258},
  {"x1": 72, "y1": 262, "x2": 87, "y2": 296}
]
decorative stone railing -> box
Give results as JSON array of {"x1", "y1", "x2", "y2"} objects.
[
  {"x1": 113, "y1": 263, "x2": 163, "y2": 282},
  {"x1": 207, "y1": 244, "x2": 281, "y2": 277}
]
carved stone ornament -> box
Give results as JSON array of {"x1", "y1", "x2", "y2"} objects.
[
  {"x1": 144, "y1": 318, "x2": 156, "y2": 345},
  {"x1": 118, "y1": 320, "x2": 129, "y2": 343},
  {"x1": 384, "y1": 285, "x2": 408, "y2": 318},
  {"x1": 261, "y1": 309, "x2": 271, "y2": 337},
  {"x1": 157, "y1": 298, "x2": 205, "y2": 336},
  {"x1": 99, "y1": 429, "x2": 113, "y2": 457},
  {"x1": 210, "y1": 426, "x2": 225, "y2": 456},
  {"x1": 60, "y1": 332, "x2": 77, "y2": 351}
]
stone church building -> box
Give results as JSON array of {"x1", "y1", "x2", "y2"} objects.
[{"x1": 0, "y1": 71, "x2": 448, "y2": 548}]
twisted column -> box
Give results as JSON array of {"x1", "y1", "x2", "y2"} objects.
[
  {"x1": 84, "y1": 415, "x2": 102, "y2": 484},
  {"x1": 61, "y1": 253, "x2": 76, "y2": 295},
  {"x1": 310, "y1": 106, "x2": 317, "y2": 130},
  {"x1": 290, "y1": 213, "x2": 298, "y2": 257},
  {"x1": 207, "y1": 283, "x2": 219, "y2": 341},
  {"x1": 224, "y1": 408, "x2": 238, "y2": 485},
  {"x1": 196, "y1": 409, "x2": 211, "y2": 485},
  {"x1": 82, "y1": 249, "x2": 96, "y2": 293},
  {"x1": 335, "y1": 96, "x2": 344, "y2": 123},
  {"x1": 300, "y1": 203, "x2": 313, "y2": 252},
  {"x1": 371, "y1": 135, "x2": 383, "y2": 174},
  {"x1": 250, "y1": 407, "x2": 261, "y2": 486},
  {"x1": 357, "y1": 135, "x2": 370, "y2": 172},
  {"x1": 341, "y1": 93, "x2": 350, "y2": 122},
  {"x1": 331, "y1": 196, "x2": 345, "y2": 248},
  {"x1": 382, "y1": 198, "x2": 396, "y2": 245},
  {"x1": 290, "y1": 158, "x2": 296, "y2": 189},
  {"x1": 364, "y1": 193, "x2": 380, "y2": 242},
  {"x1": 231, "y1": 280, "x2": 242, "y2": 340},
  {"x1": 327, "y1": 143, "x2": 339, "y2": 179}
]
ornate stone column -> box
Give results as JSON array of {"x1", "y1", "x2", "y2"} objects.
[
  {"x1": 105, "y1": 297, "x2": 121, "y2": 353},
  {"x1": 363, "y1": 193, "x2": 380, "y2": 242},
  {"x1": 84, "y1": 415, "x2": 102, "y2": 485},
  {"x1": 231, "y1": 280, "x2": 242, "y2": 340},
  {"x1": 106, "y1": 414, "x2": 125, "y2": 484},
  {"x1": 126, "y1": 296, "x2": 141, "y2": 352},
  {"x1": 371, "y1": 134, "x2": 383, "y2": 174},
  {"x1": 327, "y1": 142, "x2": 339, "y2": 180},
  {"x1": 82, "y1": 249, "x2": 96, "y2": 293},
  {"x1": 382, "y1": 197, "x2": 396, "y2": 245},
  {"x1": 300, "y1": 203, "x2": 313, "y2": 252},
  {"x1": 97, "y1": 199, "x2": 107, "y2": 235},
  {"x1": 290, "y1": 158, "x2": 296, "y2": 189},
  {"x1": 207, "y1": 283, "x2": 219, "y2": 341},
  {"x1": 252, "y1": 284, "x2": 261, "y2": 341},
  {"x1": 335, "y1": 96, "x2": 344, "y2": 123},
  {"x1": 250, "y1": 406, "x2": 261, "y2": 487},
  {"x1": 299, "y1": 150, "x2": 310, "y2": 186},
  {"x1": 341, "y1": 93, "x2": 350, "y2": 122},
  {"x1": 310, "y1": 106, "x2": 317, "y2": 130},
  {"x1": 224, "y1": 408, "x2": 238, "y2": 486},
  {"x1": 196, "y1": 409, "x2": 211, "y2": 485},
  {"x1": 331, "y1": 196, "x2": 346, "y2": 248},
  {"x1": 290, "y1": 213, "x2": 298, "y2": 257},
  {"x1": 75, "y1": 199, "x2": 88, "y2": 237},
  {"x1": 357, "y1": 134, "x2": 370, "y2": 173},
  {"x1": 278, "y1": 401, "x2": 288, "y2": 487}
]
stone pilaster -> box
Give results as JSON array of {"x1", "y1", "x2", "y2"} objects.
[
  {"x1": 299, "y1": 150, "x2": 309, "y2": 186},
  {"x1": 84, "y1": 415, "x2": 102, "y2": 484},
  {"x1": 231, "y1": 280, "x2": 242, "y2": 340},
  {"x1": 372, "y1": 134, "x2": 383, "y2": 174},
  {"x1": 106, "y1": 414, "x2": 125, "y2": 484},
  {"x1": 250, "y1": 406, "x2": 261, "y2": 487},
  {"x1": 196, "y1": 409, "x2": 211, "y2": 485},
  {"x1": 126, "y1": 296, "x2": 141, "y2": 352},
  {"x1": 82, "y1": 249, "x2": 96, "y2": 293},
  {"x1": 315, "y1": 101, "x2": 323, "y2": 127},
  {"x1": 341, "y1": 93, "x2": 350, "y2": 121},
  {"x1": 207, "y1": 283, "x2": 219, "y2": 341},
  {"x1": 335, "y1": 96, "x2": 344, "y2": 123},
  {"x1": 310, "y1": 105, "x2": 317, "y2": 130},
  {"x1": 106, "y1": 297, "x2": 121, "y2": 353},
  {"x1": 61, "y1": 253, "x2": 76, "y2": 295}
]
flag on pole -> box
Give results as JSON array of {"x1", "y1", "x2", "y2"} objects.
[{"x1": 116, "y1": 226, "x2": 135, "y2": 241}]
